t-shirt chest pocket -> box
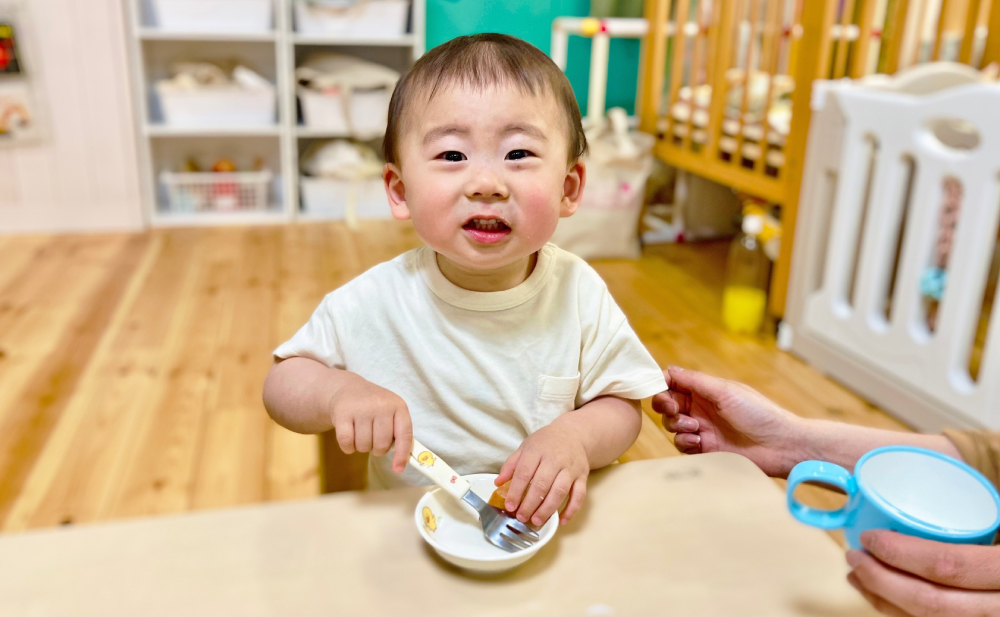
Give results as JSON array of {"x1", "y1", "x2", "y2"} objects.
[{"x1": 533, "y1": 373, "x2": 581, "y2": 432}]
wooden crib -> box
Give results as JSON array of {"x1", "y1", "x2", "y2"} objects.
[{"x1": 637, "y1": 0, "x2": 1000, "y2": 316}]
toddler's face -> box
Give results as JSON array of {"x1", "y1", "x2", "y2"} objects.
[{"x1": 384, "y1": 84, "x2": 584, "y2": 273}]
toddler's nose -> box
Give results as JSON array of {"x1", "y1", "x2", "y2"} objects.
[{"x1": 466, "y1": 163, "x2": 509, "y2": 200}]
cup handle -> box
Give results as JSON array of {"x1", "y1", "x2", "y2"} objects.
[{"x1": 787, "y1": 461, "x2": 858, "y2": 530}]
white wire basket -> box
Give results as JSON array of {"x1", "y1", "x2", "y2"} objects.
[{"x1": 160, "y1": 171, "x2": 273, "y2": 212}]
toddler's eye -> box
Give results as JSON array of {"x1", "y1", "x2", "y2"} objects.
[
  {"x1": 506, "y1": 149, "x2": 532, "y2": 161},
  {"x1": 437, "y1": 151, "x2": 466, "y2": 162}
]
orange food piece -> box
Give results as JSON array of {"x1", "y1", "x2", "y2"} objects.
[{"x1": 489, "y1": 480, "x2": 511, "y2": 509}]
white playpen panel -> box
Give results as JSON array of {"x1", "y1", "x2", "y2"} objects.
[{"x1": 786, "y1": 80, "x2": 1000, "y2": 431}]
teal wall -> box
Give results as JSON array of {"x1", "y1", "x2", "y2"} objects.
[{"x1": 425, "y1": 0, "x2": 642, "y2": 116}]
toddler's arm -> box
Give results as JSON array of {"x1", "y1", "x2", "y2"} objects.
[
  {"x1": 496, "y1": 395, "x2": 641, "y2": 527},
  {"x1": 263, "y1": 356, "x2": 413, "y2": 473}
]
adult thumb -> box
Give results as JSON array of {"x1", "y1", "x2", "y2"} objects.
[{"x1": 668, "y1": 366, "x2": 723, "y2": 400}]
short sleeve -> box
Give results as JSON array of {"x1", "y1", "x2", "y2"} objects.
[
  {"x1": 272, "y1": 293, "x2": 347, "y2": 369},
  {"x1": 576, "y1": 282, "x2": 667, "y2": 406},
  {"x1": 943, "y1": 429, "x2": 1000, "y2": 490}
]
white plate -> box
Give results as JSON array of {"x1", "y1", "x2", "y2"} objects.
[{"x1": 415, "y1": 473, "x2": 559, "y2": 573}]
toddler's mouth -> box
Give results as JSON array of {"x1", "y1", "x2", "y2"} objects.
[{"x1": 462, "y1": 217, "x2": 512, "y2": 245}]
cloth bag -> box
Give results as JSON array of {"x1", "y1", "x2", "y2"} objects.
[{"x1": 550, "y1": 107, "x2": 654, "y2": 260}]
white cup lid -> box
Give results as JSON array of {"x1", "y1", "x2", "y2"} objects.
[{"x1": 858, "y1": 450, "x2": 998, "y2": 532}]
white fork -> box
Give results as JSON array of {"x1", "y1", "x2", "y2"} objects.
[{"x1": 409, "y1": 439, "x2": 541, "y2": 552}]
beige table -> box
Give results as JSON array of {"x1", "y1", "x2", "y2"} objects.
[{"x1": 0, "y1": 454, "x2": 874, "y2": 616}]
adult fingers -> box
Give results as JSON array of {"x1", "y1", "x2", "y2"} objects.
[
  {"x1": 663, "y1": 367, "x2": 691, "y2": 394},
  {"x1": 861, "y1": 530, "x2": 1000, "y2": 590},
  {"x1": 371, "y1": 414, "x2": 393, "y2": 457},
  {"x1": 560, "y1": 478, "x2": 587, "y2": 525},
  {"x1": 651, "y1": 391, "x2": 678, "y2": 416},
  {"x1": 673, "y1": 433, "x2": 703, "y2": 453},
  {"x1": 847, "y1": 572, "x2": 912, "y2": 617},
  {"x1": 516, "y1": 461, "x2": 558, "y2": 524},
  {"x1": 662, "y1": 411, "x2": 699, "y2": 433},
  {"x1": 653, "y1": 390, "x2": 693, "y2": 417},
  {"x1": 849, "y1": 549, "x2": 986, "y2": 617},
  {"x1": 505, "y1": 450, "x2": 541, "y2": 512},
  {"x1": 391, "y1": 407, "x2": 413, "y2": 473},
  {"x1": 531, "y1": 469, "x2": 572, "y2": 526},
  {"x1": 667, "y1": 366, "x2": 726, "y2": 403}
]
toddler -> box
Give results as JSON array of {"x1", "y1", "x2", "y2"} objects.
[{"x1": 263, "y1": 33, "x2": 667, "y2": 527}]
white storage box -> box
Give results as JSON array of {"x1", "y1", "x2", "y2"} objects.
[
  {"x1": 156, "y1": 84, "x2": 277, "y2": 128},
  {"x1": 295, "y1": 0, "x2": 408, "y2": 37},
  {"x1": 300, "y1": 177, "x2": 389, "y2": 220},
  {"x1": 298, "y1": 87, "x2": 390, "y2": 137},
  {"x1": 152, "y1": 0, "x2": 273, "y2": 33},
  {"x1": 162, "y1": 171, "x2": 273, "y2": 212}
]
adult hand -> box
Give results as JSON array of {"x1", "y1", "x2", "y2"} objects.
[
  {"x1": 652, "y1": 366, "x2": 808, "y2": 477},
  {"x1": 847, "y1": 529, "x2": 1000, "y2": 616}
]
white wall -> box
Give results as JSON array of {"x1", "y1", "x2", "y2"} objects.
[{"x1": 0, "y1": 0, "x2": 144, "y2": 234}]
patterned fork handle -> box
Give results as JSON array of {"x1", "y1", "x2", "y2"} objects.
[{"x1": 408, "y1": 438, "x2": 472, "y2": 500}]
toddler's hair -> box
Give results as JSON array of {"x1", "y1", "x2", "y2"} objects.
[{"x1": 383, "y1": 33, "x2": 587, "y2": 165}]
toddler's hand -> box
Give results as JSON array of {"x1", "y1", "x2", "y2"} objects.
[
  {"x1": 329, "y1": 377, "x2": 413, "y2": 473},
  {"x1": 495, "y1": 423, "x2": 589, "y2": 527}
]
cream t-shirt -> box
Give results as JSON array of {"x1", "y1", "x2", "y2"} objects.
[{"x1": 274, "y1": 243, "x2": 667, "y2": 489}]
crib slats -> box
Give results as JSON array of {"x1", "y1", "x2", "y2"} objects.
[
  {"x1": 638, "y1": 0, "x2": 672, "y2": 134},
  {"x1": 933, "y1": 0, "x2": 954, "y2": 60},
  {"x1": 666, "y1": 0, "x2": 691, "y2": 139},
  {"x1": 984, "y1": 0, "x2": 1000, "y2": 67},
  {"x1": 850, "y1": 0, "x2": 880, "y2": 77},
  {"x1": 832, "y1": 0, "x2": 859, "y2": 78},
  {"x1": 735, "y1": 0, "x2": 763, "y2": 166},
  {"x1": 959, "y1": 0, "x2": 985, "y2": 64},
  {"x1": 882, "y1": 0, "x2": 913, "y2": 73},
  {"x1": 752, "y1": 0, "x2": 785, "y2": 173},
  {"x1": 681, "y1": 1, "x2": 708, "y2": 152},
  {"x1": 771, "y1": 0, "x2": 838, "y2": 316},
  {"x1": 706, "y1": 0, "x2": 738, "y2": 161}
]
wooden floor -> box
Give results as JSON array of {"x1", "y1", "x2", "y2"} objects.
[{"x1": 0, "y1": 221, "x2": 908, "y2": 533}]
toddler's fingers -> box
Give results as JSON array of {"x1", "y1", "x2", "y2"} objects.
[
  {"x1": 516, "y1": 462, "x2": 557, "y2": 523},
  {"x1": 673, "y1": 432, "x2": 702, "y2": 454},
  {"x1": 335, "y1": 419, "x2": 356, "y2": 455},
  {"x1": 560, "y1": 478, "x2": 587, "y2": 525},
  {"x1": 496, "y1": 448, "x2": 521, "y2": 486},
  {"x1": 391, "y1": 408, "x2": 413, "y2": 473},
  {"x1": 354, "y1": 417, "x2": 373, "y2": 453},
  {"x1": 532, "y1": 470, "x2": 572, "y2": 526},
  {"x1": 371, "y1": 414, "x2": 393, "y2": 457},
  {"x1": 505, "y1": 451, "x2": 541, "y2": 513}
]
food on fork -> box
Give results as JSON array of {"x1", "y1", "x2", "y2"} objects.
[
  {"x1": 489, "y1": 481, "x2": 511, "y2": 509},
  {"x1": 490, "y1": 480, "x2": 532, "y2": 511}
]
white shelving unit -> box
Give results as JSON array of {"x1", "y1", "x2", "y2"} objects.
[{"x1": 124, "y1": 0, "x2": 425, "y2": 227}]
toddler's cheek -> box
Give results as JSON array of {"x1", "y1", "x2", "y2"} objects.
[{"x1": 518, "y1": 189, "x2": 562, "y2": 239}]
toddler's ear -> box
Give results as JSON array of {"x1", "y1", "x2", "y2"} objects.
[
  {"x1": 384, "y1": 163, "x2": 411, "y2": 220},
  {"x1": 560, "y1": 160, "x2": 586, "y2": 218}
]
